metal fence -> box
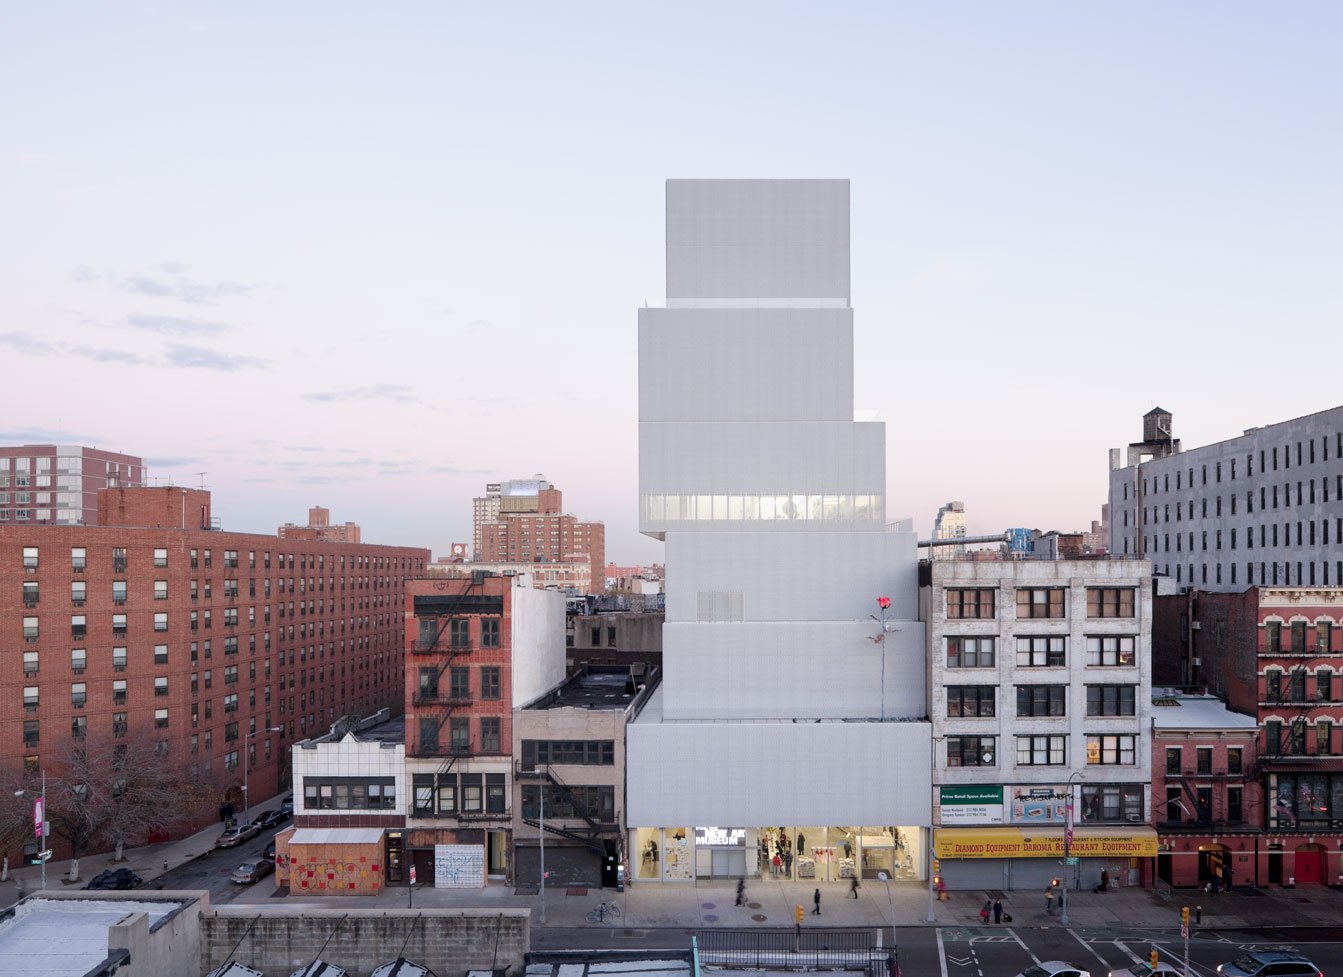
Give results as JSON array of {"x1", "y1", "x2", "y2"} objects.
[{"x1": 695, "y1": 929, "x2": 892, "y2": 972}]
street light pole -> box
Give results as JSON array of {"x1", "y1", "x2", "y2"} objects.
[
  {"x1": 241, "y1": 726, "x2": 285, "y2": 823},
  {"x1": 1061, "y1": 770, "x2": 1083, "y2": 926},
  {"x1": 14, "y1": 771, "x2": 48, "y2": 892}
]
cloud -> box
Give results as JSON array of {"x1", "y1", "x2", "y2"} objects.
[
  {"x1": 302, "y1": 384, "x2": 417, "y2": 403},
  {"x1": 164, "y1": 344, "x2": 266, "y2": 371},
  {"x1": 127, "y1": 313, "x2": 229, "y2": 337},
  {"x1": 71, "y1": 262, "x2": 255, "y2": 305},
  {"x1": 145, "y1": 456, "x2": 202, "y2": 467},
  {"x1": 296, "y1": 475, "x2": 339, "y2": 485},
  {"x1": 0, "y1": 331, "x2": 57, "y2": 355},
  {"x1": 69, "y1": 344, "x2": 155, "y2": 365},
  {"x1": 0, "y1": 426, "x2": 104, "y2": 443},
  {"x1": 426, "y1": 464, "x2": 489, "y2": 474}
]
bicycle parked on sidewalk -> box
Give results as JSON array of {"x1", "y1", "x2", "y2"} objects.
[{"x1": 586, "y1": 901, "x2": 622, "y2": 924}]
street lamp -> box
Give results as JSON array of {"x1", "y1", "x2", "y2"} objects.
[
  {"x1": 1060, "y1": 770, "x2": 1084, "y2": 926},
  {"x1": 241, "y1": 727, "x2": 285, "y2": 822},
  {"x1": 14, "y1": 770, "x2": 49, "y2": 893}
]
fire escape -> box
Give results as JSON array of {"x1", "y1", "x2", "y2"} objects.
[
  {"x1": 516, "y1": 764, "x2": 617, "y2": 854},
  {"x1": 411, "y1": 575, "x2": 483, "y2": 788}
]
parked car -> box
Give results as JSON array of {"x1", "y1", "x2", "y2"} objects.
[
  {"x1": 230, "y1": 859, "x2": 275, "y2": 885},
  {"x1": 262, "y1": 839, "x2": 277, "y2": 864},
  {"x1": 251, "y1": 809, "x2": 285, "y2": 829},
  {"x1": 1217, "y1": 951, "x2": 1322, "y2": 977},
  {"x1": 215, "y1": 822, "x2": 259, "y2": 848},
  {"x1": 1016, "y1": 964, "x2": 1091, "y2": 977},
  {"x1": 280, "y1": 794, "x2": 294, "y2": 814},
  {"x1": 1109, "y1": 963, "x2": 1184, "y2": 977},
  {"x1": 84, "y1": 868, "x2": 143, "y2": 891}
]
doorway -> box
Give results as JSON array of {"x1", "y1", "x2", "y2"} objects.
[
  {"x1": 1198, "y1": 844, "x2": 1227, "y2": 884},
  {"x1": 386, "y1": 831, "x2": 405, "y2": 884},
  {"x1": 1267, "y1": 845, "x2": 1282, "y2": 885},
  {"x1": 1156, "y1": 851, "x2": 1172, "y2": 885},
  {"x1": 1294, "y1": 844, "x2": 1326, "y2": 885}
]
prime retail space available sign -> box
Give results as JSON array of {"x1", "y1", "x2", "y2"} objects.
[{"x1": 938, "y1": 785, "x2": 1004, "y2": 825}]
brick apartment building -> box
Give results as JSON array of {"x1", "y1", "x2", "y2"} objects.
[
  {"x1": 402, "y1": 573, "x2": 563, "y2": 885},
  {"x1": 1155, "y1": 585, "x2": 1343, "y2": 885},
  {"x1": 0, "y1": 445, "x2": 145, "y2": 525},
  {"x1": 278, "y1": 505, "x2": 362, "y2": 544},
  {"x1": 472, "y1": 476, "x2": 605, "y2": 592},
  {"x1": 0, "y1": 485, "x2": 428, "y2": 862}
]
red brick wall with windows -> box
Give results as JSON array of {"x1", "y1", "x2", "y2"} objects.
[{"x1": 0, "y1": 490, "x2": 428, "y2": 861}]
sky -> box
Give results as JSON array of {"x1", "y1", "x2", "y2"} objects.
[{"x1": 2, "y1": 3, "x2": 1340, "y2": 565}]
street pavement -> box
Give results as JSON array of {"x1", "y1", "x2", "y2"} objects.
[{"x1": 6, "y1": 816, "x2": 1343, "y2": 977}]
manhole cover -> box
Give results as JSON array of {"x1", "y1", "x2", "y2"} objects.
[
  {"x1": 703, "y1": 914, "x2": 719, "y2": 922},
  {"x1": 751, "y1": 913, "x2": 768, "y2": 923},
  {"x1": 701, "y1": 902, "x2": 716, "y2": 909},
  {"x1": 747, "y1": 901, "x2": 762, "y2": 909}
]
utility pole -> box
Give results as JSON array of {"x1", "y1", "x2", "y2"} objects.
[{"x1": 539, "y1": 768, "x2": 547, "y2": 925}]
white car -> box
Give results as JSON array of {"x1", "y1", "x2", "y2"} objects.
[
  {"x1": 1109, "y1": 964, "x2": 1184, "y2": 977},
  {"x1": 1016, "y1": 963, "x2": 1092, "y2": 977}
]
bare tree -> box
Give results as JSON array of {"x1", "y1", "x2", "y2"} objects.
[
  {"x1": 0, "y1": 766, "x2": 37, "y2": 879},
  {"x1": 44, "y1": 729, "x2": 218, "y2": 869}
]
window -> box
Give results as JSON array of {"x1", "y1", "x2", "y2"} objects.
[
  {"x1": 946, "y1": 686, "x2": 996, "y2": 717},
  {"x1": 154, "y1": 708, "x2": 169, "y2": 729},
  {"x1": 1317, "y1": 721, "x2": 1332, "y2": 756},
  {"x1": 112, "y1": 680, "x2": 127, "y2": 705},
  {"x1": 1080, "y1": 784, "x2": 1142, "y2": 822},
  {"x1": 71, "y1": 614, "x2": 86, "y2": 640},
  {"x1": 1226, "y1": 746, "x2": 1243, "y2": 775},
  {"x1": 153, "y1": 579, "x2": 168, "y2": 600},
  {"x1": 1086, "y1": 685, "x2": 1136, "y2": 716},
  {"x1": 1087, "y1": 587, "x2": 1136, "y2": 618},
  {"x1": 23, "y1": 721, "x2": 39, "y2": 747},
  {"x1": 450, "y1": 618, "x2": 470, "y2": 648},
  {"x1": 486, "y1": 772, "x2": 506, "y2": 814},
  {"x1": 70, "y1": 648, "x2": 86, "y2": 673},
  {"x1": 521, "y1": 740, "x2": 616, "y2": 767},
  {"x1": 22, "y1": 546, "x2": 38, "y2": 569},
  {"x1": 154, "y1": 676, "x2": 168, "y2": 696},
  {"x1": 23, "y1": 651, "x2": 38, "y2": 675},
  {"x1": 1016, "y1": 588, "x2": 1065, "y2": 618},
  {"x1": 1086, "y1": 635, "x2": 1137, "y2": 666},
  {"x1": 946, "y1": 588, "x2": 996, "y2": 619},
  {"x1": 153, "y1": 548, "x2": 168, "y2": 568},
  {"x1": 1226, "y1": 785, "x2": 1243, "y2": 823},
  {"x1": 112, "y1": 547, "x2": 126, "y2": 571},
  {"x1": 449, "y1": 667, "x2": 470, "y2": 700},
  {"x1": 1087, "y1": 734, "x2": 1136, "y2": 765},
  {"x1": 946, "y1": 636, "x2": 995, "y2": 667},
  {"x1": 480, "y1": 666, "x2": 501, "y2": 700},
  {"x1": 460, "y1": 773, "x2": 484, "y2": 813},
  {"x1": 1196, "y1": 746, "x2": 1213, "y2": 774},
  {"x1": 1265, "y1": 621, "x2": 1282, "y2": 653},
  {"x1": 112, "y1": 646, "x2": 127, "y2": 670},
  {"x1": 23, "y1": 616, "x2": 38, "y2": 641},
  {"x1": 112, "y1": 580, "x2": 126, "y2": 605},
  {"x1": 1318, "y1": 669, "x2": 1333, "y2": 702},
  {"x1": 23, "y1": 686, "x2": 39, "y2": 711},
  {"x1": 480, "y1": 717, "x2": 501, "y2": 753},
  {"x1": 112, "y1": 613, "x2": 126, "y2": 635},
  {"x1": 23, "y1": 581, "x2": 39, "y2": 607},
  {"x1": 418, "y1": 718, "x2": 440, "y2": 753},
  {"x1": 1017, "y1": 735, "x2": 1066, "y2": 765},
  {"x1": 473, "y1": 615, "x2": 500, "y2": 648},
  {"x1": 1016, "y1": 685, "x2": 1066, "y2": 717},
  {"x1": 450, "y1": 717, "x2": 470, "y2": 753},
  {"x1": 303, "y1": 777, "x2": 397, "y2": 810},
  {"x1": 69, "y1": 581, "x2": 84, "y2": 606},
  {"x1": 1016, "y1": 636, "x2": 1066, "y2": 667},
  {"x1": 71, "y1": 715, "x2": 87, "y2": 738},
  {"x1": 1165, "y1": 747, "x2": 1182, "y2": 774},
  {"x1": 154, "y1": 612, "x2": 168, "y2": 632},
  {"x1": 71, "y1": 547, "x2": 86, "y2": 571}
]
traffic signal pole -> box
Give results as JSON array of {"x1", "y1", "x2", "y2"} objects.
[{"x1": 1181, "y1": 905, "x2": 1191, "y2": 977}]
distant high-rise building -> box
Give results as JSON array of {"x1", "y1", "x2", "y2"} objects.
[
  {"x1": 278, "y1": 505, "x2": 361, "y2": 543},
  {"x1": 931, "y1": 500, "x2": 967, "y2": 560},
  {"x1": 0, "y1": 445, "x2": 145, "y2": 525},
  {"x1": 471, "y1": 476, "x2": 604, "y2": 593}
]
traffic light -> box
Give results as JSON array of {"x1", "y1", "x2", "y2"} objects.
[
  {"x1": 932, "y1": 858, "x2": 940, "y2": 876},
  {"x1": 1050, "y1": 877, "x2": 1062, "y2": 888},
  {"x1": 1150, "y1": 950, "x2": 1159, "y2": 970},
  {"x1": 794, "y1": 904, "x2": 804, "y2": 924},
  {"x1": 1181, "y1": 906, "x2": 1190, "y2": 928}
]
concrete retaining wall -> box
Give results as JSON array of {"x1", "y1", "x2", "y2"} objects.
[{"x1": 201, "y1": 907, "x2": 529, "y2": 977}]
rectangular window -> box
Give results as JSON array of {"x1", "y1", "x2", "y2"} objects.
[
  {"x1": 153, "y1": 548, "x2": 168, "y2": 568},
  {"x1": 418, "y1": 718, "x2": 439, "y2": 753},
  {"x1": 1227, "y1": 786, "x2": 1243, "y2": 823},
  {"x1": 112, "y1": 613, "x2": 126, "y2": 635},
  {"x1": 112, "y1": 680, "x2": 127, "y2": 705},
  {"x1": 480, "y1": 617, "x2": 500, "y2": 647},
  {"x1": 154, "y1": 612, "x2": 168, "y2": 632},
  {"x1": 1016, "y1": 635, "x2": 1066, "y2": 667},
  {"x1": 450, "y1": 717, "x2": 470, "y2": 753},
  {"x1": 1016, "y1": 685, "x2": 1067, "y2": 717},
  {"x1": 1016, "y1": 735, "x2": 1067, "y2": 766},
  {"x1": 485, "y1": 773, "x2": 506, "y2": 814},
  {"x1": 1016, "y1": 588, "x2": 1066, "y2": 618},
  {"x1": 480, "y1": 716, "x2": 501, "y2": 753},
  {"x1": 449, "y1": 666, "x2": 470, "y2": 700},
  {"x1": 1265, "y1": 621, "x2": 1281, "y2": 653},
  {"x1": 1080, "y1": 784, "x2": 1143, "y2": 823},
  {"x1": 68, "y1": 581, "x2": 83, "y2": 606},
  {"x1": 1196, "y1": 746, "x2": 1213, "y2": 774},
  {"x1": 154, "y1": 579, "x2": 168, "y2": 600},
  {"x1": 71, "y1": 614, "x2": 86, "y2": 640},
  {"x1": 23, "y1": 616, "x2": 38, "y2": 640},
  {"x1": 946, "y1": 589, "x2": 996, "y2": 619},
  {"x1": 112, "y1": 646, "x2": 127, "y2": 670},
  {"x1": 1086, "y1": 635, "x2": 1137, "y2": 666},
  {"x1": 154, "y1": 676, "x2": 168, "y2": 696},
  {"x1": 450, "y1": 618, "x2": 470, "y2": 648},
  {"x1": 1086, "y1": 734, "x2": 1136, "y2": 765},
  {"x1": 480, "y1": 666, "x2": 501, "y2": 700},
  {"x1": 70, "y1": 648, "x2": 86, "y2": 673},
  {"x1": 946, "y1": 636, "x2": 995, "y2": 667},
  {"x1": 1087, "y1": 587, "x2": 1136, "y2": 618},
  {"x1": 1226, "y1": 746, "x2": 1243, "y2": 775},
  {"x1": 154, "y1": 708, "x2": 168, "y2": 729},
  {"x1": 1165, "y1": 746, "x2": 1182, "y2": 774},
  {"x1": 946, "y1": 686, "x2": 997, "y2": 718},
  {"x1": 22, "y1": 546, "x2": 38, "y2": 569},
  {"x1": 1086, "y1": 685, "x2": 1137, "y2": 716},
  {"x1": 946, "y1": 735, "x2": 996, "y2": 767},
  {"x1": 71, "y1": 547, "x2": 86, "y2": 571},
  {"x1": 460, "y1": 773, "x2": 483, "y2": 813}
]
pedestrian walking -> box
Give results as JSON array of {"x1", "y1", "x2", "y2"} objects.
[
  {"x1": 1100, "y1": 869, "x2": 1110, "y2": 894},
  {"x1": 772, "y1": 852, "x2": 782, "y2": 878},
  {"x1": 992, "y1": 899, "x2": 1003, "y2": 924},
  {"x1": 980, "y1": 899, "x2": 991, "y2": 923},
  {"x1": 736, "y1": 878, "x2": 746, "y2": 907},
  {"x1": 850, "y1": 875, "x2": 860, "y2": 899},
  {"x1": 1045, "y1": 886, "x2": 1054, "y2": 914},
  {"x1": 813, "y1": 887, "x2": 822, "y2": 915}
]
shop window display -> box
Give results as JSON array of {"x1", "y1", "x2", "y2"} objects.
[{"x1": 664, "y1": 828, "x2": 692, "y2": 880}]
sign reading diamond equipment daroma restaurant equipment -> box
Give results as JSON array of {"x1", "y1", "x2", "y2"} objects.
[
  {"x1": 932, "y1": 826, "x2": 1159, "y2": 859},
  {"x1": 938, "y1": 786, "x2": 1004, "y2": 825}
]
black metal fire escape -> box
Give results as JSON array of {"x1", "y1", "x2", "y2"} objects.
[{"x1": 517, "y1": 764, "x2": 616, "y2": 853}]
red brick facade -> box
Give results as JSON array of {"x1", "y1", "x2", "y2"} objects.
[{"x1": 0, "y1": 488, "x2": 428, "y2": 861}]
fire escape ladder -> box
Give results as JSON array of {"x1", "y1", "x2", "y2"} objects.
[
  {"x1": 542, "y1": 766, "x2": 611, "y2": 834},
  {"x1": 519, "y1": 818, "x2": 606, "y2": 853}
]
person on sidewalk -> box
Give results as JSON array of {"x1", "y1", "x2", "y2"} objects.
[
  {"x1": 1045, "y1": 885, "x2": 1054, "y2": 914},
  {"x1": 850, "y1": 876, "x2": 860, "y2": 899},
  {"x1": 736, "y1": 878, "x2": 746, "y2": 907},
  {"x1": 1100, "y1": 869, "x2": 1110, "y2": 893},
  {"x1": 813, "y1": 887, "x2": 822, "y2": 915},
  {"x1": 980, "y1": 899, "x2": 991, "y2": 923},
  {"x1": 993, "y1": 899, "x2": 1003, "y2": 924}
]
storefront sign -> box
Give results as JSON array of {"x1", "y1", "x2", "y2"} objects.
[
  {"x1": 939, "y1": 786, "x2": 1004, "y2": 825},
  {"x1": 934, "y1": 827, "x2": 1158, "y2": 859},
  {"x1": 695, "y1": 827, "x2": 746, "y2": 846},
  {"x1": 1010, "y1": 785, "x2": 1070, "y2": 824}
]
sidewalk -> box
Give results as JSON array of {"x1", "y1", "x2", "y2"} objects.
[{"x1": 0, "y1": 790, "x2": 288, "y2": 908}]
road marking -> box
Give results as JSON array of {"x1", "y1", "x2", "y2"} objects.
[
  {"x1": 947, "y1": 955, "x2": 973, "y2": 966},
  {"x1": 1114, "y1": 940, "x2": 1144, "y2": 965},
  {"x1": 1068, "y1": 926, "x2": 1114, "y2": 971},
  {"x1": 1006, "y1": 928, "x2": 1041, "y2": 965},
  {"x1": 936, "y1": 927, "x2": 950, "y2": 977}
]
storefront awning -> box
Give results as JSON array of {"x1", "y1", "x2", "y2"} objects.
[
  {"x1": 289, "y1": 828, "x2": 385, "y2": 845},
  {"x1": 934, "y1": 825, "x2": 1158, "y2": 859}
]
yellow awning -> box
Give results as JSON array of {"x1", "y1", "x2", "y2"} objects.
[{"x1": 934, "y1": 825, "x2": 1158, "y2": 859}]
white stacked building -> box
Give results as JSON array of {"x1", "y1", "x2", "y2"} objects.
[{"x1": 625, "y1": 179, "x2": 932, "y2": 884}]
